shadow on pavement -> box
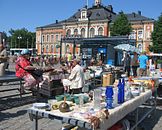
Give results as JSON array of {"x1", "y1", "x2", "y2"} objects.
[
  {"x1": 138, "y1": 107, "x2": 162, "y2": 130},
  {"x1": 0, "y1": 96, "x2": 37, "y2": 111},
  {"x1": 0, "y1": 109, "x2": 27, "y2": 122}
]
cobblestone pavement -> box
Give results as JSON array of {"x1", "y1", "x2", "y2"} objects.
[{"x1": 1, "y1": 62, "x2": 162, "y2": 130}]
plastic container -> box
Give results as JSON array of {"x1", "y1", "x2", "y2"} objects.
[
  {"x1": 93, "y1": 89, "x2": 101, "y2": 110},
  {"x1": 113, "y1": 87, "x2": 118, "y2": 107},
  {"x1": 118, "y1": 79, "x2": 122, "y2": 104}
]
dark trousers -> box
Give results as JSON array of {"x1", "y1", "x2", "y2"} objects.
[
  {"x1": 139, "y1": 68, "x2": 147, "y2": 76},
  {"x1": 125, "y1": 66, "x2": 130, "y2": 77},
  {"x1": 132, "y1": 66, "x2": 138, "y2": 77}
]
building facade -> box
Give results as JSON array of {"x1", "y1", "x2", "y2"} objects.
[{"x1": 36, "y1": 0, "x2": 154, "y2": 56}]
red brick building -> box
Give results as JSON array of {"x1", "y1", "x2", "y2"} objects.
[{"x1": 36, "y1": 0, "x2": 154, "y2": 56}]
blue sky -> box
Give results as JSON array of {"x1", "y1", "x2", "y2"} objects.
[{"x1": 0, "y1": 0, "x2": 162, "y2": 35}]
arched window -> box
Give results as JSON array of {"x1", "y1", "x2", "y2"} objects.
[
  {"x1": 98, "y1": 27, "x2": 103, "y2": 36},
  {"x1": 81, "y1": 28, "x2": 86, "y2": 38},
  {"x1": 74, "y1": 29, "x2": 78, "y2": 36},
  {"x1": 66, "y1": 29, "x2": 71, "y2": 36},
  {"x1": 46, "y1": 45, "x2": 49, "y2": 53},
  {"x1": 47, "y1": 35, "x2": 50, "y2": 42},
  {"x1": 55, "y1": 45, "x2": 59, "y2": 53},
  {"x1": 51, "y1": 45, "x2": 54, "y2": 53},
  {"x1": 138, "y1": 43, "x2": 142, "y2": 53},
  {"x1": 51, "y1": 35, "x2": 54, "y2": 42},
  {"x1": 89, "y1": 28, "x2": 95, "y2": 37},
  {"x1": 66, "y1": 44, "x2": 70, "y2": 53},
  {"x1": 42, "y1": 45, "x2": 45, "y2": 53},
  {"x1": 42, "y1": 35, "x2": 45, "y2": 43},
  {"x1": 56, "y1": 34, "x2": 59, "y2": 42}
]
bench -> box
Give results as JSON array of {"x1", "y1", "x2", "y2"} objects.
[{"x1": 0, "y1": 74, "x2": 25, "y2": 99}]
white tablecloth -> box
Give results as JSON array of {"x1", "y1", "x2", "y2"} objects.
[{"x1": 28, "y1": 90, "x2": 152, "y2": 130}]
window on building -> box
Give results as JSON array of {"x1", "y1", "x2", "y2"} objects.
[
  {"x1": 82, "y1": 11, "x2": 86, "y2": 19},
  {"x1": 51, "y1": 35, "x2": 54, "y2": 42},
  {"x1": 146, "y1": 31, "x2": 151, "y2": 39},
  {"x1": 47, "y1": 35, "x2": 50, "y2": 42},
  {"x1": 138, "y1": 43, "x2": 142, "y2": 52},
  {"x1": 42, "y1": 45, "x2": 45, "y2": 53},
  {"x1": 66, "y1": 44, "x2": 70, "y2": 53},
  {"x1": 89, "y1": 28, "x2": 95, "y2": 37},
  {"x1": 74, "y1": 29, "x2": 78, "y2": 36},
  {"x1": 46, "y1": 45, "x2": 49, "y2": 53},
  {"x1": 42, "y1": 35, "x2": 45, "y2": 43},
  {"x1": 51, "y1": 45, "x2": 54, "y2": 53},
  {"x1": 66, "y1": 29, "x2": 71, "y2": 36},
  {"x1": 98, "y1": 27, "x2": 103, "y2": 36},
  {"x1": 138, "y1": 30, "x2": 143, "y2": 39},
  {"x1": 81, "y1": 28, "x2": 86, "y2": 38},
  {"x1": 55, "y1": 45, "x2": 59, "y2": 53},
  {"x1": 129, "y1": 31, "x2": 136, "y2": 39},
  {"x1": 56, "y1": 34, "x2": 59, "y2": 42}
]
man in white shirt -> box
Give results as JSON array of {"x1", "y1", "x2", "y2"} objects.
[{"x1": 62, "y1": 58, "x2": 85, "y2": 94}]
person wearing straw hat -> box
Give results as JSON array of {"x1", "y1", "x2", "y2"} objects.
[{"x1": 62, "y1": 58, "x2": 85, "y2": 94}]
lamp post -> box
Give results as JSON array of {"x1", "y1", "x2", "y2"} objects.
[
  {"x1": 17, "y1": 36, "x2": 22, "y2": 49},
  {"x1": 40, "y1": 28, "x2": 43, "y2": 66},
  {"x1": 27, "y1": 38, "x2": 29, "y2": 49}
]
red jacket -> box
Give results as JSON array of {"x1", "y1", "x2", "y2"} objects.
[{"x1": 15, "y1": 56, "x2": 31, "y2": 78}]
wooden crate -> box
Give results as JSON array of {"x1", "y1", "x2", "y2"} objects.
[{"x1": 39, "y1": 75, "x2": 64, "y2": 97}]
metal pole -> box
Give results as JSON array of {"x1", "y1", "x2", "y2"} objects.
[
  {"x1": 73, "y1": 40, "x2": 75, "y2": 57},
  {"x1": 59, "y1": 38, "x2": 62, "y2": 60},
  {"x1": 32, "y1": 37, "x2": 33, "y2": 55},
  {"x1": 27, "y1": 39, "x2": 29, "y2": 49},
  {"x1": 40, "y1": 28, "x2": 43, "y2": 67}
]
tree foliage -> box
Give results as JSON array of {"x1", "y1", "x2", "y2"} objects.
[
  {"x1": 149, "y1": 13, "x2": 162, "y2": 53},
  {"x1": 110, "y1": 12, "x2": 132, "y2": 36},
  {"x1": 7, "y1": 28, "x2": 36, "y2": 49}
]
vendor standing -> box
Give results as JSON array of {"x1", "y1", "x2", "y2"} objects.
[
  {"x1": 122, "y1": 52, "x2": 131, "y2": 77},
  {"x1": 138, "y1": 51, "x2": 149, "y2": 76},
  {"x1": 62, "y1": 58, "x2": 85, "y2": 94},
  {"x1": 131, "y1": 52, "x2": 139, "y2": 77},
  {"x1": 0, "y1": 43, "x2": 8, "y2": 76}
]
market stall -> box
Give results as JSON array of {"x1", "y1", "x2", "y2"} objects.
[{"x1": 27, "y1": 89, "x2": 155, "y2": 130}]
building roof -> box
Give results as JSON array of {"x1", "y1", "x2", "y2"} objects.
[
  {"x1": 66, "y1": 5, "x2": 116, "y2": 22},
  {"x1": 36, "y1": 20, "x2": 64, "y2": 30},
  {"x1": 111, "y1": 12, "x2": 154, "y2": 23},
  {"x1": 37, "y1": 5, "x2": 154, "y2": 29}
]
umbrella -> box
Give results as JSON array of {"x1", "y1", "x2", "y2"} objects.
[{"x1": 114, "y1": 44, "x2": 140, "y2": 54}]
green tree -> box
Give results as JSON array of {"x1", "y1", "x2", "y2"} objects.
[
  {"x1": 149, "y1": 13, "x2": 162, "y2": 53},
  {"x1": 110, "y1": 12, "x2": 132, "y2": 36},
  {"x1": 8, "y1": 28, "x2": 36, "y2": 49}
]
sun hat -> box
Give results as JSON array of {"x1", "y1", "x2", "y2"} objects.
[{"x1": 21, "y1": 49, "x2": 30, "y2": 55}]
